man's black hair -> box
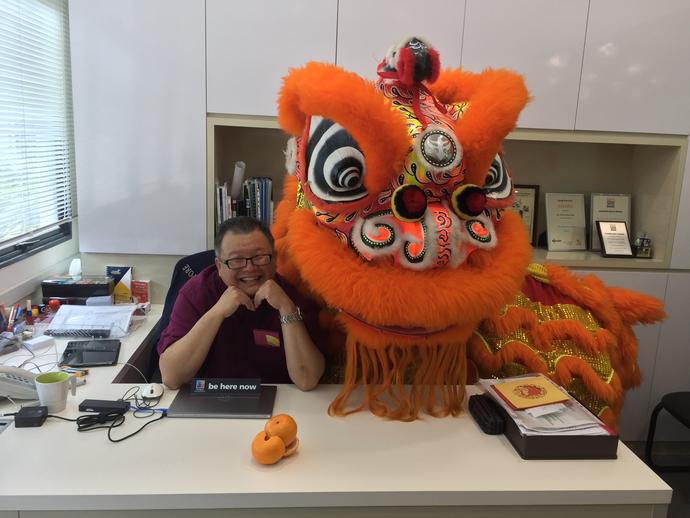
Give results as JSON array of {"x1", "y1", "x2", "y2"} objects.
[{"x1": 214, "y1": 217, "x2": 274, "y2": 256}]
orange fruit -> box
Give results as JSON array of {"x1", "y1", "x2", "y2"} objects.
[
  {"x1": 251, "y1": 431, "x2": 286, "y2": 465},
  {"x1": 264, "y1": 414, "x2": 298, "y2": 446}
]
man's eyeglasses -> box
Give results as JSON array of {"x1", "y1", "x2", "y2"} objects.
[{"x1": 219, "y1": 253, "x2": 272, "y2": 270}]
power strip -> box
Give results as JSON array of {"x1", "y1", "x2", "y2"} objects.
[{"x1": 22, "y1": 335, "x2": 55, "y2": 352}]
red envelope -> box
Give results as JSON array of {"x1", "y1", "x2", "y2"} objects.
[{"x1": 253, "y1": 329, "x2": 281, "y2": 348}]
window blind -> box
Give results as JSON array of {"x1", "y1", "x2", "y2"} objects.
[{"x1": 0, "y1": 0, "x2": 75, "y2": 252}]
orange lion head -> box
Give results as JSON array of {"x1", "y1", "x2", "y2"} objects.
[{"x1": 273, "y1": 37, "x2": 532, "y2": 419}]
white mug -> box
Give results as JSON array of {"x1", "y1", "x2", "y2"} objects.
[{"x1": 34, "y1": 371, "x2": 76, "y2": 413}]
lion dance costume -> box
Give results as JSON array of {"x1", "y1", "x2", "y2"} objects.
[{"x1": 272, "y1": 37, "x2": 664, "y2": 427}]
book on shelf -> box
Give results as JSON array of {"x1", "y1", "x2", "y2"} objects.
[
  {"x1": 241, "y1": 176, "x2": 273, "y2": 224},
  {"x1": 216, "y1": 174, "x2": 274, "y2": 225},
  {"x1": 215, "y1": 181, "x2": 237, "y2": 225}
]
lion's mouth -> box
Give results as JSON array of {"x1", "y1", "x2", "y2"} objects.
[
  {"x1": 349, "y1": 203, "x2": 497, "y2": 271},
  {"x1": 339, "y1": 308, "x2": 455, "y2": 336}
]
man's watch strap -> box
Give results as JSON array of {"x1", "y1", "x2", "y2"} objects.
[{"x1": 280, "y1": 306, "x2": 303, "y2": 325}]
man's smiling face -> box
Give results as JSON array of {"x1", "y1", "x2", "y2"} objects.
[{"x1": 215, "y1": 229, "x2": 276, "y2": 297}]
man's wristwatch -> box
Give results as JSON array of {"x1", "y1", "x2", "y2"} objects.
[{"x1": 280, "y1": 306, "x2": 303, "y2": 325}]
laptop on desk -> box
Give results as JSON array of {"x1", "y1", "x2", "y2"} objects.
[{"x1": 166, "y1": 384, "x2": 277, "y2": 419}]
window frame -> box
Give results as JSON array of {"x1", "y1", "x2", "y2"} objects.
[{"x1": 0, "y1": 222, "x2": 72, "y2": 269}]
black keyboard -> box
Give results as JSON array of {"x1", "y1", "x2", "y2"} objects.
[{"x1": 46, "y1": 328, "x2": 111, "y2": 338}]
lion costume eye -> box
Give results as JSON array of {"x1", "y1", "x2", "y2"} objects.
[
  {"x1": 483, "y1": 153, "x2": 512, "y2": 201},
  {"x1": 306, "y1": 116, "x2": 367, "y2": 203}
]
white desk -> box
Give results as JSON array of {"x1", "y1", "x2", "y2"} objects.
[{"x1": 0, "y1": 307, "x2": 672, "y2": 518}]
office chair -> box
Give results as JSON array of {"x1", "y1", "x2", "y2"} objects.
[
  {"x1": 147, "y1": 250, "x2": 216, "y2": 382},
  {"x1": 645, "y1": 391, "x2": 690, "y2": 471}
]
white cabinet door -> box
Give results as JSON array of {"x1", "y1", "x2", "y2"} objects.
[
  {"x1": 70, "y1": 0, "x2": 207, "y2": 255},
  {"x1": 651, "y1": 272, "x2": 690, "y2": 440},
  {"x1": 336, "y1": 0, "x2": 464, "y2": 81},
  {"x1": 577, "y1": 0, "x2": 690, "y2": 134},
  {"x1": 461, "y1": 0, "x2": 588, "y2": 130},
  {"x1": 573, "y1": 269, "x2": 667, "y2": 441},
  {"x1": 207, "y1": 0, "x2": 337, "y2": 116}
]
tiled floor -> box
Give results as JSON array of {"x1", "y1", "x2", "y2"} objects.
[{"x1": 626, "y1": 441, "x2": 690, "y2": 518}]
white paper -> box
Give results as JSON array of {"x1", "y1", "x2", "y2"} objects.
[
  {"x1": 545, "y1": 193, "x2": 586, "y2": 251},
  {"x1": 47, "y1": 304, "x2": 136, "y2": 338},
  {"x1": 599, "y1": 221, "x2": 634, "y2": 256},
  {"x1": 524, "y1": 403, "x2": 566, "y2": 418},
  {"x1": 590, "y1": 193, "x2": 630, "y2": 250}
]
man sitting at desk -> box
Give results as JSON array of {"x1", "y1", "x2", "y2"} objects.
[{"x1": 158, "y1": 217, "x2": 325, "y2": 391}]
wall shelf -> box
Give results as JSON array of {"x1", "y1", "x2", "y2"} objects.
[{"x1": 207, "y1": 117, "x2": 687, "y2": 270}]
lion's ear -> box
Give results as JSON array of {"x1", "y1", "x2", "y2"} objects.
[
  {"x1": 277, "y1": 62, "x2": 410, "y2": 208},
  {"x1": 428, "y1": 68, "x2": 529, "y2": 186}
]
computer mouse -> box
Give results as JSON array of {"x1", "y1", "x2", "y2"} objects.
[{"x1": 141, "y1": 383, "x2": 164, "y2": 399}]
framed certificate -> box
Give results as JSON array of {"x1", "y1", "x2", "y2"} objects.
[
  {"x1": 590, "y1": 193, "x2": 631, "y2": 251},
  {"x1": 596, "y1": 221, "x2": 634, "y2": 257},
  {"x1": 545, "y1": 193, "x2": 586, "y2": 251},
  {"x1": 512, "y1": 184, "x2": 539, "y2": 245}
]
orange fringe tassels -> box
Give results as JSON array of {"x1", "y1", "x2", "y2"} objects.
[{"x1": 328, "y1": 335, "x2": 468, "y2": 421}]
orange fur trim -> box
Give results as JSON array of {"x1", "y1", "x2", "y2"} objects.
[
  {"x1": 483, "y1": 306, "x2": 540, "y2": 337},
  {"x1": 277, "y1": 62, "x2": 411, "y2": 211},
  {"x1": 282, "y1": 209, "x2": 530, "y2": 331},
  {"x1": 552, "y1": 356, "x2": 622, "y2": 406},
  {"x1": 481, "y1": 306, "x2": 617, "y2": 355},
  {"x1": 428, "y1": 68, "x2": 529, "y2": 186},
  {"x1": 338, "y1": 313, "x2": 475, "y2": 350},
  {"x1": 542, "y1": 263, "x2": 663, "y2": 390},
  {"x1": 608, "y1": 286, "x2": 666, "y2": 325},
  {"x1": 543, "y1": 265, "x2": 623, "y2": 336},
  {"x1": 272, "y1": 176, "x2": 297, "y2": 244},
  {"x1": 272, "y1": 177, "x2": 303, "y2": 288},
  {"x1": 598, "y1": 408, "x2": 617, "y2": 430},
  {"x1": 468, "y1": 334, "x2": 549, "y2": 375},
  {"x1": 611, "y1": 326, "x2": 642, "y2": 389}
]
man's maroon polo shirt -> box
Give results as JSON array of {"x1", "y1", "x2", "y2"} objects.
[{"x1": 157, "y1": 266, "x2": 320, "y2": 383}]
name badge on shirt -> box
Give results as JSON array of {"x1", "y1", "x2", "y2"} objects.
[{"x1": 253, "y1": 329, "x2": 281, "y2": 348}]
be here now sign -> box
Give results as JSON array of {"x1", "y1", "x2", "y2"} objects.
[{"x1": 191, "y1": 378, "x2": 261, "y2": 397}]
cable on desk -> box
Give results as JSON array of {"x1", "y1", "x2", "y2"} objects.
[
  {"x1": 46, "y1": 414, "x2": 77, "y2": 422},
  {"x1": 120, "y1": 386, "x2": 163, "y2": 415},
  {"x1": 117, "y1": 362, "x2": 149, "y2": 383},
  {"x1": 107, "y1": 410, "x2": 166, "y2": 443},
  {"x1": 1, "y1": 395, "x2": 19, "y2": 410},
  {"x1": 76, "y1": 411, "x2": 126, "y2": 431}
]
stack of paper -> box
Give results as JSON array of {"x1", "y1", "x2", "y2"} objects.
[
  {"x1": 46, "y1": 304, "x2": 136, "y2": 339},
  {"x1": 479, "y1": 374, "x2": 611, "y2": 436}
]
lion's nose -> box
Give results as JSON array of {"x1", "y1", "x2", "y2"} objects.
[
  {"x1": 395, "y1": 202, "x2": 455, "y2": 269},
  {"x1": 391, "y1": 184, "x2": 427, "y2": 222}
]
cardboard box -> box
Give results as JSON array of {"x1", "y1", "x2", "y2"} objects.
[
  {"x1": 496, "y1": 403, "x2": 619, "y2": 460},
  {"x1": 131, "y1": 280, "x2": 150, "y2": 304},
  {"x1": 106, "y1": 266, "x2": 132, "y2": 304}
]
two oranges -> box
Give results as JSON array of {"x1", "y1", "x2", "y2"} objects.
[{"x1": 251, "y1": 414, "x2": 299, "y2": 465}]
